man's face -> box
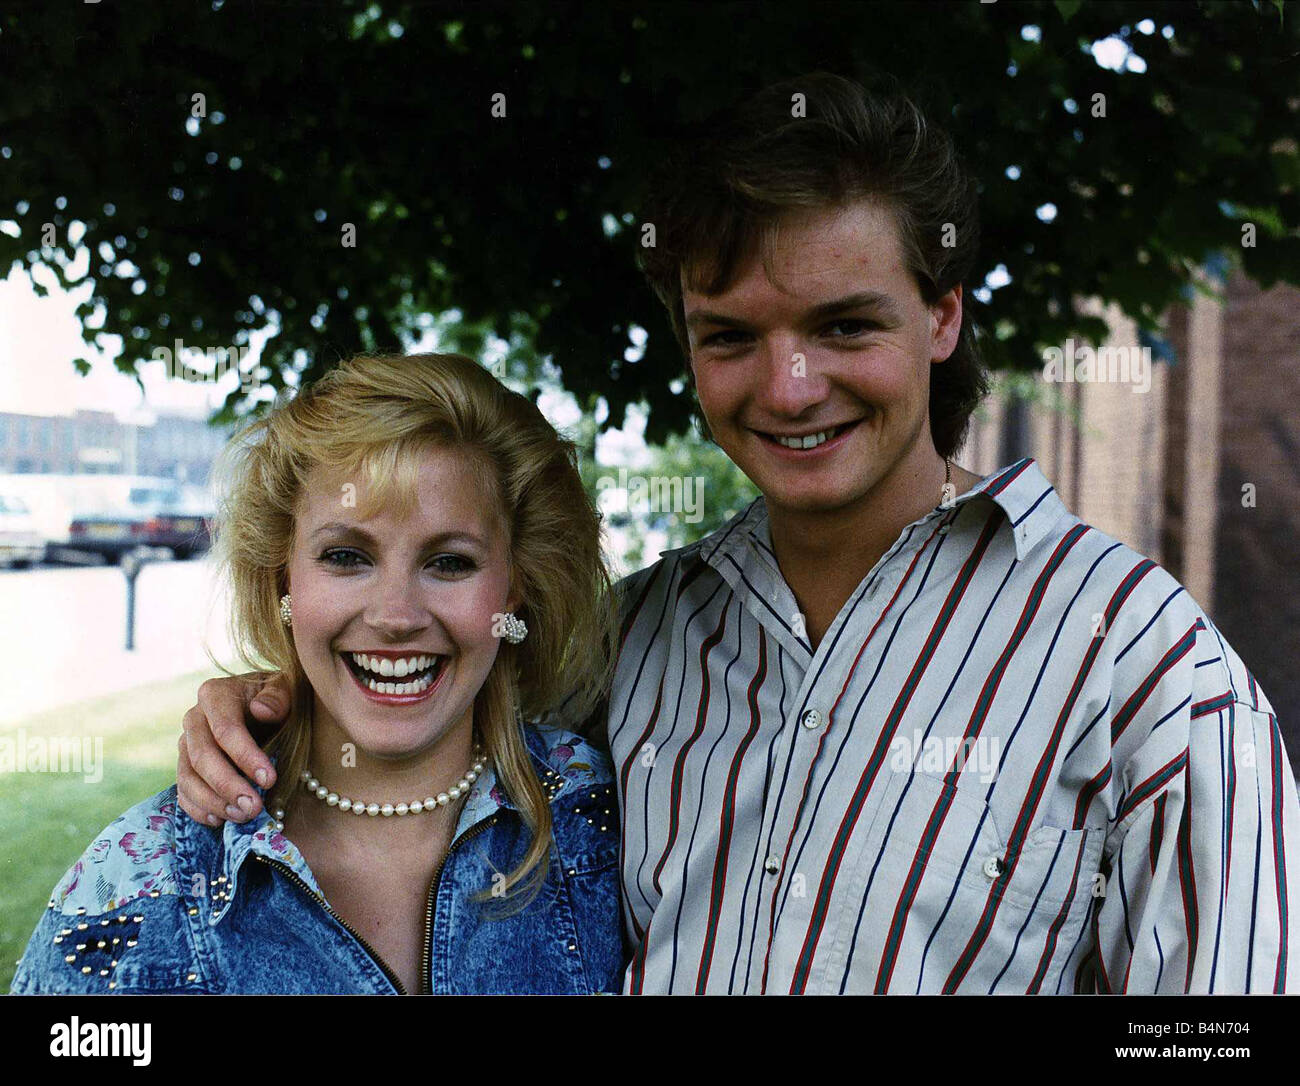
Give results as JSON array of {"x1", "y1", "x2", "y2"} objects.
[{"x1": 683, "y1": 199, "x2": 962, "y2": 518}]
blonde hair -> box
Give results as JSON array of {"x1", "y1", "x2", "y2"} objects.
[{"x1": 212, "y1": 352, "x2": 617, "y2": 899}]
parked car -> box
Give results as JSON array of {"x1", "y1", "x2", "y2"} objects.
[
  {"x1": 0, "y1": 493, "x2": 47, "y2": 568},
  {"x1": 67, "y1": 485, "x2": 212, "y2": 562},
  {"x1": 135, "y1": 497, "x2": 212, "y2": 560},
  {"x1": 66, "y1": 501, "x2": 141, "y2": 563}
]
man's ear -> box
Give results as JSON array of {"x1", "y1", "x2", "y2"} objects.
[
  {"x1": 929, "y1": 284, "x2": 963, "y2": 364},
  {"x1": 686, "y1": 365, "x2": 716, "y2": 444}
]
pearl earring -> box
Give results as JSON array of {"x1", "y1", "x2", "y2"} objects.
[
  {"x1": 499, "y1": 612, "x2": 527, "y2": 644},
  {"x1": 279, "y1": 593, "x2": 292, "y2": 628}
]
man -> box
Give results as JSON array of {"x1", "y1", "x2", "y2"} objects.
[{"x1": 176, "y1": 73, "x2": 1299, "y2": 993}]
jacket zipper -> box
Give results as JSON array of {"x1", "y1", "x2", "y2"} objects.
[
  {"x1": 420, "y1": 816, "x2": 497, "y2": 994},
  {"x1": 252, "y1": 814, "x2": 500, "y2": 996},
  {"x1": 253, "y1": 853, "x2": 409, "y2": 994}
]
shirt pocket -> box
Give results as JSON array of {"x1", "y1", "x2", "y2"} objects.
[
  {"x1": 837, "y1": 769, "x2": 1100, "y2": 992},
  {"x1": 863, "y1": 770, "x2": 1098, "y2": 912}
]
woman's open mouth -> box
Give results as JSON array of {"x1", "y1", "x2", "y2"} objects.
[{"x1": 343, "y1": 651, "x2": 446, "y2": 703}]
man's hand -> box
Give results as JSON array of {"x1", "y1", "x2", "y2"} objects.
[{"x1": 177, "y1": 673, "x2": 292, "y2": 826}]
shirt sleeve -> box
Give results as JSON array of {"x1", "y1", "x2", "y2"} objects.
[{"x1": 1084, "y1": 613, "x2": 1300, "y2": 993}]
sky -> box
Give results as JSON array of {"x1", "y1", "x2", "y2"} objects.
[
  {"x1": 0, "y1": 260, "x2": 240, "y2": 424},
  {"x1": 0, "y1": 252, "x2": 655, "y2": 477}
]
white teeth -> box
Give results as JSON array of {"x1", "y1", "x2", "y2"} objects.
[
  {"x1": 352, "y1": 653, "x2": 442, "y2": 695},
  {"x1": 350, "y1": 653, "x2": 431, "y2": 676},
  {"x1": 776, "y1": 429, "x2": 832, "y2": 449}
]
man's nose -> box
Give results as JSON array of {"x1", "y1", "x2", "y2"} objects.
[{"x1": 756, "y1": 337, "x2": 828, "y2": 416}]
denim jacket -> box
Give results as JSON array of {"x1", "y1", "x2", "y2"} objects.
[{"x1": 11, "y1": 725, "x2": 625, "y2": 994}]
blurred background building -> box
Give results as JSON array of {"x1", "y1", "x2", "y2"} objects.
[
  {"x1": 961, "y1": 266, "x2": 1299, "y2": 742},
  {"x1": 0, "y1": 408, "x2": 225, "y2": 482}
]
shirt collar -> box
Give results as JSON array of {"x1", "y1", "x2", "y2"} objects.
[
  {"x1": 690, "y1": 457, "x2": 1066, "y2": 574},
  {"x1": 198, "y1": 732, "x2": 576, "y2": 928},
  {"x1": 957, "y1": 458, "x2": 1068, "y2": 560}
]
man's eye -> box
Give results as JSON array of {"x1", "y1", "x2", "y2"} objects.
[
  {"x1": 824, "y1": 319, "x2": 877, "y2": 338},
  {"x1": 319, "y1": 548, "x2": 368, "y2": 569},
  {"x1": 700, "y1": 330, "x2": 752, "y2": 348},
  {"x1": 429, "y1": 554, "x2": 475, "y2": 575}
]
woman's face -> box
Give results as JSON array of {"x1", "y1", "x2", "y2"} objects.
[{"x1": 284, "y1": 445, "x2": 518, "y2": 762}]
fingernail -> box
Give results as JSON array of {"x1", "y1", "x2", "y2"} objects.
[
  {"x1": 255, "y1": 768, "x2": 270, "y2": 787},
  {"x1": 225, "y1": 804, "x2": 243, "y2": 820},
  {"x1": 207, "y1": 814, "x2": 221, "y2": 827},
  {"x1": 236, "y1": 795, "x2": 255, "y2": 813}
]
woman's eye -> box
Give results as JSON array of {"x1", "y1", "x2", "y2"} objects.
[
  {"x1": 429, "y1": 554, "x2": 475, "y2": 575},
  {"x1": 319, "y1": 548, "x2": 368, "y2": 569}
]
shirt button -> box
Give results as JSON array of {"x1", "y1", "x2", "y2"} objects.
[
  {"x1": 983, "y1": 856, "x2": 1005, "y2": 879},
  {"x1": 764, "y1": 856, "x2": 781, "y2": 875},
  {"x1": 800, "y1": 709, "x2": 823, "y2": 730}
]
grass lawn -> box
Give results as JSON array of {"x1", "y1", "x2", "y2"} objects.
[{"x1": 0, "y1": 670, "x2": 221, "y2": 992}]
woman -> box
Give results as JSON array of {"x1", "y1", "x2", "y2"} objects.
[{"x1": 11, "y1": 352, "x2": 625, "y2": 994}]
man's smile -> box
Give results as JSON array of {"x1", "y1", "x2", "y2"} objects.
[{"x1": 750, "y1": 417, "x2": 866, "y2": 454}]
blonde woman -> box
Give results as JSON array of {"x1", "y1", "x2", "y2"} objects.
[{"x1": 12, "y1": 353, "x2": 624, "y2": 994}]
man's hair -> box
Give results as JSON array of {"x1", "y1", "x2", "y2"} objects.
[{"x1": 639, "y1": 72, "x2": 988, "y2": 459}]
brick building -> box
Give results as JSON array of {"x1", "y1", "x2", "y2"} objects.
[{"x1": 960, "y1": 266, "x2": 1299, "y2": 762}]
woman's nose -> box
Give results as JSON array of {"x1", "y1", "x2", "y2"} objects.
[{"x1": 364, "y1": 579, "x2": 431, "y2": 638}]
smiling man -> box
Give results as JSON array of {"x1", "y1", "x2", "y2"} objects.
[
  {"x1": 676, "y1": 198, "x2": 978, "y2": 647},
  {"x1": 174, "y1": 73, "x2": 1298, "y2": 994},
  {"x1": 612, "y1": 72, "x2": 1298, "y2": 994}
]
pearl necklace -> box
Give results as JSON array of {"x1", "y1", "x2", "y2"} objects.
[{"x1": 270, "y1": 748, "x2": 488, "y2": 830}]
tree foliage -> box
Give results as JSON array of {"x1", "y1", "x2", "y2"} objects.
[{"x1": 1, "y1": 0, "x2": 1297, "y2": 439}]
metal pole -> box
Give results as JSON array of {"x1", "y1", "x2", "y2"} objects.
[{"x1": 122, "y1": 548, "x2": 146, "y2": 650}]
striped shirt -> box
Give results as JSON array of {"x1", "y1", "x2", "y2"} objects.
[{"x1": 599, "y1": 458, "x2": 1299, "y2": 994}]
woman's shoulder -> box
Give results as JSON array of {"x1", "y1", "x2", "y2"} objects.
[
  {"x1": 45, "y1": 785, "x2": 185, "y2": 918},
  {"x1": 523, "y1": 722, "x2": 615, "y2": 792},
  {"x1": 523, "y1": 724, "x2": 618, "y2": 873},
  {"x1": 11, "y1": 787, "x2": 198, "y2": 994}
]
